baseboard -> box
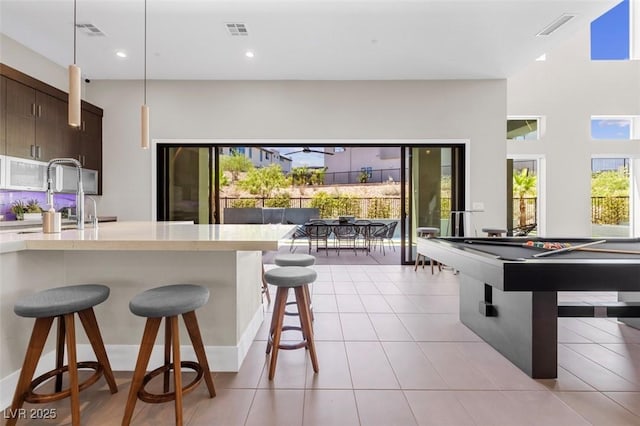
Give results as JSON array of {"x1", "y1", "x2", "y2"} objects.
[{"x1": 0, "y1": 305, "x2": 265, "y2": 411}]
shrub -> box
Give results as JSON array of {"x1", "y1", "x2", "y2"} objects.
[
  {"x1": 368, "y1": 198, "x2": 391, "y2": 218},
  {"x1": 265, "y1": 192, "x2": 291, "y2": 208},
  {"x1": 310, "y1": 191, "x2": 335, "y2": 218},
  {"x1": 231, "y1": 199, "x2": 257, "y2": 208}
]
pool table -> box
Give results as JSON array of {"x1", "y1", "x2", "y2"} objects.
[{"x1": 417, "y1": 237, "x2": 640, "y2": 379}]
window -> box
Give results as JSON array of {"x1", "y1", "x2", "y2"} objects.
[
  {"x1": 591, "y1": 116, "x2": 634, "y2": 140},
  {"x1": 248, "y1": 148, "x2": 252, "y2": 158},
  {"x1": 591, "y1": 0, "x2": 630, "y2": 60},
  {"x1": 507, "y1": 118, "x2": 539, "y2": 140},
  {"x1": 334, "y1": 147, "x2": 345, "y2": 153}
]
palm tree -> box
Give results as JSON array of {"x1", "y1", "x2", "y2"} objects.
[{"x1": 513, "y1": 168, "x2": 536, "y2": 227}]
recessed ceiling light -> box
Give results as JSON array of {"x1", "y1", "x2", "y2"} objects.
[
  {"x1": 245, "y1": 51, "x2": 255, "y2": 58},
  {"x1": 115, "y1": 50, "x2": 127, "y2": 58},
  {"x1": 535, "y1": 53, "x2": 547, "y2": 62}
]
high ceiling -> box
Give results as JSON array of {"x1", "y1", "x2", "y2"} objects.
[{"x1": 0, "y1": 0, "x2": 617, "y2": 81}]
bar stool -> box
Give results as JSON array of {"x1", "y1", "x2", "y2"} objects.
[
  {"x1": 482, "y1": 227, "x2": 507, "y2": 237},
  {"x1": 123, "y1": 284, "x2": 216, "y2": 426},
  {"x1": 415, "y1": 227, "x2": 442, "y2": 274},
  {"x1": 264, "y1": 267, "x2": 319, "y2": 380},
  {"x1": 8, "y1": 284, "x2": 117, "y2": 426},
  {"x1": 274, "y1": 253, "x2": 316, "y2": 321}
]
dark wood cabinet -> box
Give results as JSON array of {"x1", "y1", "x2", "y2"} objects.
[
  {"x1": 0, "y1": 76, "x2": 6, "y2": 155},
  {"x1": 1, "y1": 64, "x2": 103, "y2": 193}
]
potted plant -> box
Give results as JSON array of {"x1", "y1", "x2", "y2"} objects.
[
  {"x1": 10, "y1": 200, "x2": 27, "y2": 220},
  {"x1": 23, "y1": 199, "x2": 44, "y2": 221}
]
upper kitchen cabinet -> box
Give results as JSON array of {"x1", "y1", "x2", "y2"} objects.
[
  {"x1": 77, "y1": 107, "x2": 102, "y2": 171},
  {"x1": 4, "y1": 77, "x2": 37, "y2": 159},
  {"x1": 0, "y1": 76, "x2": 6, "y2": 155}
]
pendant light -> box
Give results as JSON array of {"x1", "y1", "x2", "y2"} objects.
[
  {"x1": 68, "y1": 0, "x2": 81, "y2": 127},
  {"x1": 141, "y1": 0, "x2": 149, "y2": 149}
]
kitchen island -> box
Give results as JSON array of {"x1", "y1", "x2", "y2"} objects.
[{"x1": 0, "y1": 222, "x2": 295, "y2": 407}]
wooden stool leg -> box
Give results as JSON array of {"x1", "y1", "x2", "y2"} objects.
[
  {"x1": 164, "y1": 318, "x2": 172, "y2": 393},
  {"x1": 430, "y1": 258, "x2": 435, "y2": 274},
  {"x1": 414, "y1": 254, "x2": 421, "y2": 271},
  {"x1": 55, "y1": 316, "x2": 66, "y2": 393},
  {"x1": 296, "y1": 286, "x2": 319, "y2": 373},
  {"x1": 63, "y1": 314, "x2": 80, "y2": 426},
  {"x1": 266, "y1": 287, "x2": 287, "y2": 355},
  {"x1": 170, "y1": 316, "x2": 183, "y2": 426},
  {"x1": 122, "y1": 318, "x2": 162, "y2": 426},
  {"x1": 183, "y1": 311, "x2": 216, "y2": 398},
  {"x1": 268, "y1": 287, "x2": 288, "y2": 380},
  {"x1": 303, "y1": 284, "x2": 314, "y2": 322},
  {"x1": 77, "y1": 308, "x2": 118, "y2": 394},
  {"x1": 262, "y1": 263, "x2": 271, "y2": 304},
  {"x1": 6, "y1": 317, "x2": 54, "y2": 426}
]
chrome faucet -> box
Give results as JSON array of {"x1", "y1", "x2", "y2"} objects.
[
  {"x1": 87, "y1": 196, "x2": 98, "y2": 229},
  {"x1": 46, "y1": 158, "x2": 84, "y2": 230}
]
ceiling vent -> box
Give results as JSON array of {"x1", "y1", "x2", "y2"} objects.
[
  {"x1": 226, "y1": 23, "x2": 248, "y2": 36},
  {"x1": 76, "y1": 23, "x2": 106, "y2": 37},
  {"x1": 536, "y1": 14, "x2": 576, "y2": 36}
]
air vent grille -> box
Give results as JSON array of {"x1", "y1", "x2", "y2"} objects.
[
  {"x1": 537, "y1": 14, "x2": 575, "y2": 36},
  {"x1": 76, "y1": 23, "x2": 106, "y2": 37},
  {"x1": 226, "y1": 23, "x2": 248, "y2": 36}
]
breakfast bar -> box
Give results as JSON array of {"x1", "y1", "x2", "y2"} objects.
[{"x1": 0, "y1": 222, "x2": 295, "y2": 407}]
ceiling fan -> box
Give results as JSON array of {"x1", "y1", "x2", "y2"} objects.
[{"x1": 283, "y1": 147, "x2": 334, "y2": 156}]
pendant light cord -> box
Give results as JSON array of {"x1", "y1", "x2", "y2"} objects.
[
  {"x1": 73, "y1": 0, "x2": 77, "y2": 64},
  {"x1": 144, "y1": 0, "x2": 147, "y2": 105}
]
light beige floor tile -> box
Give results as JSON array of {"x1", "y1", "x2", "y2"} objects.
[
  {"x1": 404, "y1": 390, "x2": 476, "y2": 426},
  {"x1": 554, "y1": 391, "x2": 640, "y2": 426},
  {"x1": 259, "y1": 348, "x2": 308, "y2": 389},
  {"x1": 383, "y1": 295, "x2": 422, "y2": 313},
  {"x1": 454, "y1": 390, "x2": 530, "y2": 426},
  {"x1": 580, "y1": 318, "x2": 640, "y2": 343},
  {"x1": 558, "y1": 324, "x2": 593, "y2": 343},
  {"x1": 305, "y1": 341, "x2": 353, "y2": 389},
  {"x1": 456, "y1": 342, "x2": 547, "y2": 390},
  {"x1": 565, "y1": 343, "x2": 640, "y2": 385},
  {"x1": 559, "y1": 345, "x2": 640, "y2": 391},
  {"x1": 311, "y1": 294, "x2": 338, "y2": 312},
  {"x1": 310, "y1": 312, "x2": 344, "y2": 341},
  {"x1": 345, "y1": 341, "x2": 400, "y2": 389},
  {"x1": 369, "y1": 313, "x2": 414, "y2": 341},
  {"x1": 355, "y1": 390, "x2": 417, "y2": 426},
  {"x1": 214, "y1": 341, "x2": 267, "y2": 389},
  {"x1": 382, "y1": 341, "x2": 447, "y2": 389},
  {"x1": 189, "y1": 388, "x2": 255, "y2": 426},
  {"x1": 336, "y1": 294, "x2": 366, "y2": 312},
  {"x1": 408, "y1": 295, "x2": 459, "y2": 314},
  {"x1": 360, "y1": 294, "x2": 394, "y2": 313},
  {"x1": 374, "y1": 282, "x2": 403, "y2": 295},
  {"x1": 334, "y1": 281, "x2": 358, "y2": 294},
  {"x1": 340, "y1": 312, "x2": 379, "y2": 341},
  {"x1": 244, "y1": 389, "x2": 304, "y2": 426},
  {"x1": 502, "y1": 390, "x2": 591, "y2": 426},
  {"x1": 561, "y1": 318, "x2": 625, "y2": 344},
  {"x1": 399, "y1": 313, "x2": 481, "y2": 342},
  {"x1": 354, "y1": 281, "x2": 382, "y2": 295},
  {"x1": 312, "y1": 281, "x2": 335, "y2": 294},
  {"x1": 604, "y1": 392, "x2": 640, "y2": 416},
  {"x1": 537, "y1": 366, "x2": 596, "y2": 392},
  {"x1": 303, "y1": 389, "x2": 359, "y2": 426},
  {"x1": 418, "y1": 342, "x2": 498, "y2": 390}
]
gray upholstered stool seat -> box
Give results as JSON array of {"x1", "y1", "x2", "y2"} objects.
[
  {"x1": 7, "y1": 284, "x2": 117, "y2": 426},
  {"x1": 482, "y1": 227, "x2": 507, "y2": 237},
  {"x1": 416, "y1": 227, "x2": 439, "y2": 236},
  {"x1": 129, "y1": 284, "x2": 209, "y2": 318},
  {"x1": 274, "y1": 253, "x2": 316, "y2": 267},
  {"x1": 14, "y1": 284, "x2": 109, "y2": 318},
  {"x1": 264, "y1": 266, "x2": 317, "y2": 287},
  {"x1": 264, "y1": 266, "x2": 319, "y2": 380},
  {"x1": 123, "y1": 283, "x2": 215, "y2": 425}
]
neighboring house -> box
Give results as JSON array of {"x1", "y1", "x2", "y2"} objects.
[
  {"x1": 323, "y1": 147, "x2": 401, "y2": 183},
  {"x1": 220, "y1": 147, "x2": 292, "y2": 173}
]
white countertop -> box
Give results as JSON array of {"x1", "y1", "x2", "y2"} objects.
[{"x1": 0, "y1": 221, "x2": 296, "y2": 253}]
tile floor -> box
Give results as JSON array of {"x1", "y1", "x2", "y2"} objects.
[{"x1": 11, "y1": 265, "x2": 640, "y2": 425}]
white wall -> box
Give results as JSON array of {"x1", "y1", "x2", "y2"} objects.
[
  {"x1": 86, "y1": 79, "x2": 507, "y2": 230},
  {"x1": 1, "y1": 34, "x2": 508, "y2": 231},
  {"x1": 508, "y1": 26, "x2": 640, "y2": 237}
]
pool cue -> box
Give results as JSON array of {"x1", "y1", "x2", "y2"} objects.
[
  {"x1": 532, "y1": 239, "x2": 606, "y2": 258},
  {"x1": 573, "y1": 247, "x2": 640, "y2": 255}
]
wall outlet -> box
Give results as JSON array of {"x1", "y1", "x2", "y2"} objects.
[{"x1": 472, "y1": 202, "x2": 485, "y2": 211}]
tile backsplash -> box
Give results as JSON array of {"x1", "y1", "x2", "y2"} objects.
[{"x1": 0, "y1": 190, "x2": 77, "y2": 220}]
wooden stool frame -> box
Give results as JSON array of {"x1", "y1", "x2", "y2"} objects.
[
  {"x1": 122, "y1": 311, "x2": 215, "y2": 426},
  {"x1": 7, "y1": 308, "x2": 117, "y2": 426},
  {"x1": 267, "y1": 285, "x2": 318, "y2": 380}
]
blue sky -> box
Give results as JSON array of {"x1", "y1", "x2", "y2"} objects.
[{"x1": 273, "y1": 147, "x2": 326, "y2": 168}]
